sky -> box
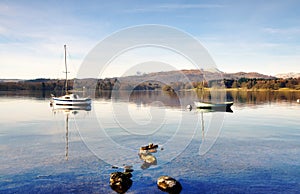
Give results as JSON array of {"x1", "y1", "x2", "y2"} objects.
[{"x1": 1, "y1": 0, "x2": 300, "y2": 79}]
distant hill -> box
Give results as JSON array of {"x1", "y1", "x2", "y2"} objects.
[
  {"x1": 93, "y1": 70, "x2": 296, "y2": 91},
  {"x1": 1, "y1": 70, "x2": 299, "y2": 91},
  {"x1": 0, "y1": 79, "x2": 22, "y2": 83},
  {"x1": 0, "y1": 70, "x2": 276, "y2": 84},
  {"x1": 223, "y1": 72, "x2": 276, "y2": 79},
  {"x1": 275, "y1": 72, "x2": 300, "y2": 79},
  {"x1": 118, "y1": 69, "x2": 276, "y2": 84}
]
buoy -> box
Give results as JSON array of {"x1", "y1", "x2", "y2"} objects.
[{"x1": 186, "y1": 104, "x2": 192, "y2": 111}]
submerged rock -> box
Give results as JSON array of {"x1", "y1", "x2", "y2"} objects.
[
  {"x1": 110, "y1": 172, "x2": 132, "y2": 194},
  {"x1": 123, "y1": 165, "x2": 134, "y2": 173},
  {"x1": 157, "y1": 176, "x2": 182, "y2": 194}
]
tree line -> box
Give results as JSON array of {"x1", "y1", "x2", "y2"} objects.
[
  {"x1": 0, "y1": 77, "x2": 300, "y2": 92},
  {"x1": 222, "y1": 77, "x2": 300, "y2": 90},
  {"x1": 0, "y1": 79, "x2": 73, "y2": 91}
]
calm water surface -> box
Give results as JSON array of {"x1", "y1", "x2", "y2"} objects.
[{"x1": 0, "y1": 90, "x2": 300, "y2": 193}]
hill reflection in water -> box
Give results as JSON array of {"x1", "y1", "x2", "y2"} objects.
[{"x1": 93, "y1": 90, "x2": 300, "y2": 109}]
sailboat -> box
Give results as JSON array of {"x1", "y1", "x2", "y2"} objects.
[
  {"x1": 193, "y1": 80, "x2": 233, "y2": 110},
  {"x1": 51, "y1": 45, "x2": 91, "y2": 108}
]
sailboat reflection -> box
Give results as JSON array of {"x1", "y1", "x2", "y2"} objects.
[
  {"x1": 196, "y1": 107, "x2": 233, "y2": 140},
  {"x1": 52, "y1": 105, "x2": 91, "y2": 160}
]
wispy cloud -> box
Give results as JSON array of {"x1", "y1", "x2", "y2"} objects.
[
  {"x1": 263, "y1": 27, "x2": 300, "y2": 35},
  {"x1": 0, "y1": 2, "x2": 103, "y2": 79},
  {"x1": 124, "y1": 3, "x2": 225, "y2": 13},
  {"x1": 159, "y1": 3, "x2": 225, "y2": 9},
  {"x1": 0, "y1": 2, "x2": 16, "y2": 16},
  {"x1": 0, "y1": 26, "x2": 7, "y2": 35}
]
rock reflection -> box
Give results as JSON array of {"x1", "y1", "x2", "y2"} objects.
[
  {"x1": 128, "y1": 91, "x2": 181, "y2": 108},
  {"x1": 139, "y1": 143, "x2": 159, "y2": 170},
  {"x1": 93, "y1": 90, "x2": 300, "y2": 109},
  {"x1": 139, "y1": 152, "x2": 157, "y2": 170}
]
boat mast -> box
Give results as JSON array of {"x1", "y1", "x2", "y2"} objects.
[{"x1": 64, "y1": 45, "x2": 68, "y2": 94}]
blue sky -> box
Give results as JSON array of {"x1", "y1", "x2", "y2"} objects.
[{"x1": 1, "y1": 0, "x2": 300, "y2": 79}]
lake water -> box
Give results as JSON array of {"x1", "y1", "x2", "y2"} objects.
[{"x1": 0, "y1": 90, "x2": 300, "y2": 193}]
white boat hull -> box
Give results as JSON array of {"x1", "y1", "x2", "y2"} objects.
[
  {"x1": 52, "y1": 98, "x2": 91, "y2": 106},
  {"x1": 51, "y1": 94, "x2": 91, "y2": 107}
]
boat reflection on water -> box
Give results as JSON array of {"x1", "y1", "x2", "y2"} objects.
[
  {"x1": 196, "y1": 107, "x2": 233, "y2": 140},
  {"x1": 52, "y1": 105, "x2": 91, "y2": 160},
  {"x1": 51, "y1": 103, "x2": 92, "y2": 112},
  {"x1": 195, "y1": 107, "x2": 233, "y2": 113}
]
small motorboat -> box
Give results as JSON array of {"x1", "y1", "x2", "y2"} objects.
[{"x1": 194, "y1": 101, "x2": 233, "y2": 109}]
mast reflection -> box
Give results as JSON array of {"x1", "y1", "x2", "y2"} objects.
[
  {"x1": 52, "y1": 105, "x2": 91, "y2": 160},
  {"x1": 196, "y1": 107, "x2": 233, "y2": 140}
]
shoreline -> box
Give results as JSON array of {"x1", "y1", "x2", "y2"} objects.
[
  {"x1": 188, "y1": 88, "x2": 300, "y2": 92},
  {"x1": 0, "y1": 87, "x2": 299, "y2": 93}
]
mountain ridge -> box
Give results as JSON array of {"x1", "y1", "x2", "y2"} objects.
[
  {"x1": 275, "y1": 72, "x2": 300, "y2": 79},
  {"x1": 117, "y1": 70, "x2": 276, "y2": 84},
  {"x1": 1, "y1": 70, "x2": 299, "y2": 82}
]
